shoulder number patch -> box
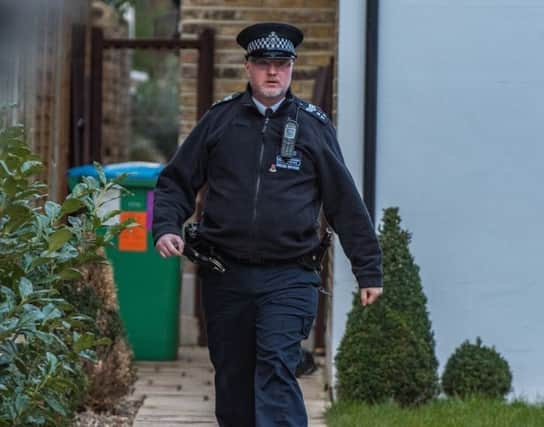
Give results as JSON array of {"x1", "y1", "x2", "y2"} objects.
[
  {"x1": 211, "y1": 92, "x2": 243, "y2": 108},
  {"x1": 295, "y1": 99, "x2": 329, "y2": 124}
]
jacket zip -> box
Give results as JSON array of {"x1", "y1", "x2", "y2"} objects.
[{"x1": 251, "y1": 114, "x2": 270, "y2": 250}]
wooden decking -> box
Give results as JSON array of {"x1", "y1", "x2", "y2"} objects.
[{"x1": 131, "y1": 346, "x2": 330, "y2": 426}]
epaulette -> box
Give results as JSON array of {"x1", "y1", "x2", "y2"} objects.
[
  {"x1": 211, "y1": 92, "x2": 243, "y2": 108},
  {"x1": 295, "y1": 99, "x2": 329, "y2": 124}
]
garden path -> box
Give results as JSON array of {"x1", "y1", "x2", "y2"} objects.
[{"x1": 130, "y1": 346, "x2": 330, "y2": 426}]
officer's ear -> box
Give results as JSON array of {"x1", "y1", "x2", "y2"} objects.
[{"x1": 244, "y1": 59, "x2": 251, "y2": 77}]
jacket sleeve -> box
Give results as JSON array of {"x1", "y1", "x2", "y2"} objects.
[
  {"x1": 315, "y1": 123, "x2": 383, "y2": 289},
  {"x1": 152, "y1": 112, "x2": 212, "y2": 245}
]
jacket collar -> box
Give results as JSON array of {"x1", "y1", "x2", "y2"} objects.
[{"x1": 241, "y1": 83, "x2": 295, "y2": 114}]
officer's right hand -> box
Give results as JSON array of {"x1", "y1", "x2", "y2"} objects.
[{"x1": 156, "y1": 233, "x2": 184, "y2": 258}]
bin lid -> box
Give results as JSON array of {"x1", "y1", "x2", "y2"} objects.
[{"x1": 67, "y1": 162, "x2": 164, "y2": 188}]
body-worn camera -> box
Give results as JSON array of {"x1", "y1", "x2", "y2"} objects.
[{"x1": 281, "y1": 119, "x2": 298, "y2": 158}]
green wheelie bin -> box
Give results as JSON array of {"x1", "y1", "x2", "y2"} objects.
[{"x1": 67, "y1": 162, "x2": 181, "y2": 360}]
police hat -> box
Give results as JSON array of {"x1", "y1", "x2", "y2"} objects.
[{"x1": 236, "y1": 22, "x2": 303, "y2": 59}]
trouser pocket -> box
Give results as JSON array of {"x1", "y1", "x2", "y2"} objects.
[{"x1": 301, "y1": 316, "x2": 315, "y2": 340}]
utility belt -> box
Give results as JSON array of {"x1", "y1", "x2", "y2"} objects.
[{"x1": 182, "y1": 223, "x2": 333, "y2": 275}]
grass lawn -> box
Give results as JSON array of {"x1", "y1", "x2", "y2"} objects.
[{"x1": 325, "y1": 397, "x2": 544, "y2": 427}]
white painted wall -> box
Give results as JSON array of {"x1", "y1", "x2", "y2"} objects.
[
  {"x1": 330, "y1": 0, "x2": 367, "y2": 398},
  {"x1": 375, "y1": 0, "x2": 544, "y2": 400}
]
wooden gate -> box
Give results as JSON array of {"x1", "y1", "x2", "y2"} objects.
[{"x1": 70, "y1": 28, "x2": 215, "y2": 166}]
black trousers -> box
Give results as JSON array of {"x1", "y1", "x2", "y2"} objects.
[{"x1": 201, "y1": 262, "x2": 319, "y2": 427}]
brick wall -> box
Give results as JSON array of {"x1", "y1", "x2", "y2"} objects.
[{"x1": 179, "y1": 0, "x2": 338, "y2": 140}]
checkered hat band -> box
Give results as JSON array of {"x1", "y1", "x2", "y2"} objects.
[{"x1": 247, "y1": 33, "x2": 295, "y2": 55}]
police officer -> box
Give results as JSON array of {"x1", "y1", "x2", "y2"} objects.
[{"x1": 153, "y1": 22, "x2": 383, "y2": 427}]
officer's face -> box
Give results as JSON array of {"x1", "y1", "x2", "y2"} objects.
[{"x1": 245, "y1": 57, "x2": 294, "y2": 105}]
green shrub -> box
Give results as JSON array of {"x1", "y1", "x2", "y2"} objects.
[
  {"x1": 335, "y1": 207, "x2": 439, "y2": 406},
  {"x1": 442, "y1": 337, "x2": 512, "y2": 399},
  {"x1": 0, "y1": 124, "x2": 131, "y2": 425}
]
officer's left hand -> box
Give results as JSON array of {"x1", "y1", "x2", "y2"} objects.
[{"x1": 360, "y1": 287, "x2": 383, "y2": 306}]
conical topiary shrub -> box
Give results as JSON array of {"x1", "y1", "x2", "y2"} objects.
[
  {"x1": 442, "y1": 337, "x2": 512, "y2": 399},
  {"x1": 335, "y1": 207, "x2": 439, "y2": 406}
]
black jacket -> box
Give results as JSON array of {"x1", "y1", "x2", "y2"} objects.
[{"x1": 152, "y1": 88, "x2": 382, "y2": 288}]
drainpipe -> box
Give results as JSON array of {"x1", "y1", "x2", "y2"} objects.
[{"x1": 364, "y1": 0, "x2": 379, "y2": 224}]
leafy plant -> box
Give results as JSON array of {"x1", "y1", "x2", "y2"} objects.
[
  {"x1": 335, "y1": 207, "x2": 439, "y2": 406},
  {"x1": 442, "y1": 337, "x2": 512, "y2": 399},
  {"x1": 0, "y1": 124, "x2": 132, "y2": 425}
]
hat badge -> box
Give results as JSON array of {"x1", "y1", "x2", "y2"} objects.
[{"x1": 266, "y1": 31, "x2": 280, "y2": 48}]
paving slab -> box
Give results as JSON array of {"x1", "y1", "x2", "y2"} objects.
[{"x1": 132, "y1": 346, "x2": 330, "y2": 426}]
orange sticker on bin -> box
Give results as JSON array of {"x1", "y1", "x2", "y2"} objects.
[{"x1": 119, "y1": 212, "x2": 147, "y2": 252}]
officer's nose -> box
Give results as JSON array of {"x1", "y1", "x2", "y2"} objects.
[{"x1": 266, "y1": 64, "x2": 278, "y2": 74}]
